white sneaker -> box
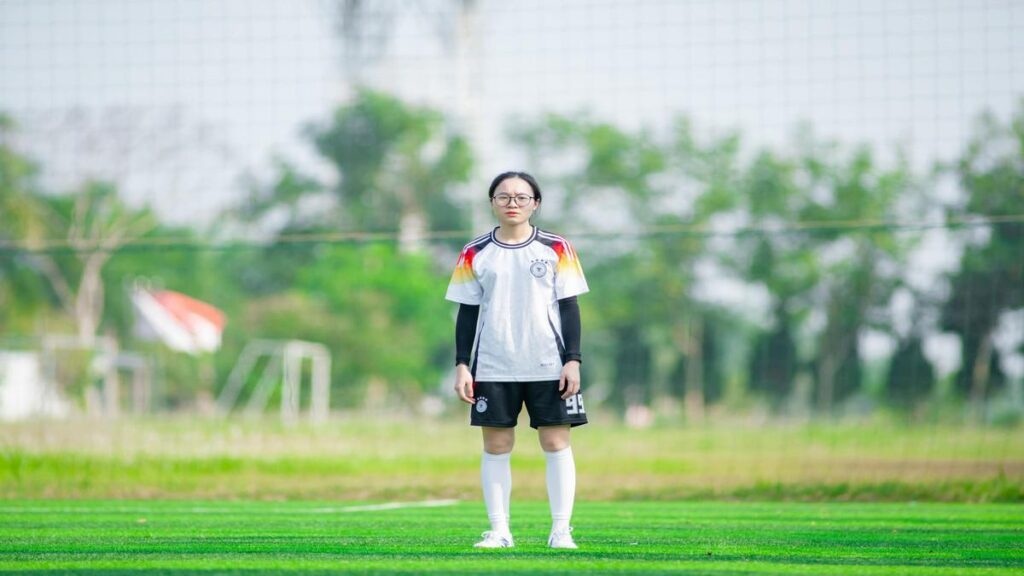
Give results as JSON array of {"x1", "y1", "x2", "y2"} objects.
[
  {"x1": 548, "y1": 527, "x2": 578, "y2": 549},
  {"x1": 473, "y1": 530, "x2": 515, "y2": 548}
]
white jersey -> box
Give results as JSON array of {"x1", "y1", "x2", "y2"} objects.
[{"x1": 445, "y1": 226, "x2": 589, "y2": 381}]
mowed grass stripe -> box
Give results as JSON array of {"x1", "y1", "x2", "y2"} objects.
[
  {"x1": 0, "y1": 499, "x2": 459, "y2": 516},
  {"x1": 0, "y1": 501, "x2": 1021, "y2": 574},
  {"x1": 4, "y1": 452, "x2": 1021, "y2": 501},
  {"x1": 4, "y1": 418, "x2": 1021, "y2": 501}
]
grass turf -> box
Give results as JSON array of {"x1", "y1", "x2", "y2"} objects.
[
  {"x1": 3, "y1": 417, "x2": 1022, "y2": 501},
  {"x1": 1, "y1": 500, "x2": 1021, "y2": 574}
]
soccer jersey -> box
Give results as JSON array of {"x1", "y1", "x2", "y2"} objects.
[{"x1": 445, "y1": 226, "x2": 589, "y2": 381}]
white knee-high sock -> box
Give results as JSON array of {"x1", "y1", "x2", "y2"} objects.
[
  {"x1": 481, "y1": 451, "x2": 512, "y2": 534},
  {"x1": 544, "y1": 446, "x2": 576, "y2": 533}
]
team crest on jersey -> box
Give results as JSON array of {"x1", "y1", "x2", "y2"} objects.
[
  {"x1": 529, "y1": 260, "x2": 549, "y2": 278},
  {"x1": 476, "y1": 397, "x2": 488, "y2": 413}
]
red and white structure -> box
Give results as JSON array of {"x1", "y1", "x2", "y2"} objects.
[{"x1": 131, "y1": 287, "x2": 226, "y2": 354}]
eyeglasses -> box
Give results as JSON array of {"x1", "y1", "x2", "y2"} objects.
[{"x1": 492, "y1": 194, "x2": 536, "y2": 207}]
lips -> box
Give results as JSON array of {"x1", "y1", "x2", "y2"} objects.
[{"x1": 505, "y1": 211, "x2": 519, "y2": 216}]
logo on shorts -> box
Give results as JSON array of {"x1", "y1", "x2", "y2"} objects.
[
  {"x1": 530, "y1": 260, "x2": 548, "y2": 278},
  {"x1": 476, "y1": 397, "x2": 488, "y2": 413}
]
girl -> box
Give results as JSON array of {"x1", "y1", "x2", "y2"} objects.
[{"x1": 446, "y1": 171, "x2": 589, "y2": 549}]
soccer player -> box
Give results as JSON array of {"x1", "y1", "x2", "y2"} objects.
[{"x1": 446, "y1": 171, "x2": 589, "y2": 550}]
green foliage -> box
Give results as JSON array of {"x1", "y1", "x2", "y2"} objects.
[
  {"x1": 512, "y1": 113, "x2": 737, "y2": 413},
  {"x1": 747, "y1": 323, "x2": 799, "y2": 405},
  {"x1": 0, "y1": 260, "x2": 52, "y2": 335},
  {"x1": 0, "y1": 116, "x2": 50, "y2": 331},
  {"x1": 885, "y1": 336, "x2": 936, "y2": 411},
  {"x1": 229, "y1": 88, "x2": 474, "y2": 300},
  {"x1": 510, "y1": 112, "x2": 665, "y2": 219},
  {"x1": 296, "y1": 243, "x2": 451, "y2": 403},
  {"x1": 0, "y1": 115, "x2": 42, "y2": 241},
  {"x1": 209, "y1": 90, "x2": 476, "y2": 406},
  {"x1": 942, "y1": 102, "x2": 1024, "y2": 402},
  {"x1": 4, "y1": 95, "x2": 1022, "y2": 419},
  {"x1": 308, "y1": 88, "x2": 474, "y2": 233},
  {"x1": 204, "y1": 242, "x2": 452, "y2": 408},
  {"x1": 513, "y1": 112, "x2": 924, "y2": 415},
  {"x1": 726, "y1": 131, "x2": 920, "y2": 412}
]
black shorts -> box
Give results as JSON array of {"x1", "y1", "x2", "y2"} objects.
[{"x1": 470, "y1": 380, "x2": 588, "y2": 429}]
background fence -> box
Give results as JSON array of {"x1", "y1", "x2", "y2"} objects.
[{"x1": 0, "y1": 0, "x2": 1022, "y2": 498}]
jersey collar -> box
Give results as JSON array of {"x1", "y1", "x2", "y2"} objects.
[{"x1": 490, "y1": 225, "x2": 538, "y2": 249}]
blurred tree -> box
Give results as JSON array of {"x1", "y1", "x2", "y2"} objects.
[
  {"x1": 792, "y1": 136, "x2": 917, "y2": 414},
  {"x1": 511, "y1": 114, "x2": 739, "y2": 420},
  {"x1": 101, "y1": 227, "x2": 238, "y2": 409},
  {"x1": 885, "y1": 335, "x2": 936, "y2": 412},
  {"x1": 522, "y1": 115, "x2": 858, "y2": 419},
  {"x1": 731, "y1": 150, "x2": 818, "y2": 408},
  {"x1": 230, "y1": 89, "x2": 473, "y2": 299},
  {"x1": 223, "y1": 90, "x2": 474, "y2": 406},
  {"x1": 296, "y1": 243, "x2": 452, "y2": 404},
  {"x1": 512, "y1": 112, "x2": 664, "y2": 219},
  {"x1": 0, "y1": 115, "x2": 156, "y2": 344},
  {"x1": 656, "y1": 119, "x2": 748, "y2": 418},
  {"x1": 18, "y1": 182, "x2": 156, "y2": 345},
  {"x1": 941, "y1": 103, "x2": 1024, "y2": 416},
  {"x1": 0, "y1": 110, "x2": 250, "y2": 412},
  {"x1": 310, "y1": 88, "x2": 473, "y2": 243},
  {"x1": 718, "y1": 129, "x2": 919, "y2": 414},
  {"x1": 226, "y1": 160, "x2": 326, "y2": 297},
  {"x1": 0, "y1": 113, "x2": 53, "y2": 334},
  {"x1": 511, "y1": 114, "x2": 668, "y2": 414},
  {"x1": 640, "y1": 134, "x2": 818, "y2": 414},
  {"x1": 747, "y1": 322, "x2": 800, "y2": 406},
  {"x1": 881, "y1": 282, "x2": 946, "y2": 413},
  {"x1": 235, "y1": 89, "x2": 473, "y2": 246}
]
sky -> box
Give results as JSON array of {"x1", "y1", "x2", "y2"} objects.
[{"x1": 2, "y1": 0, "x2": 1023, "y2": 224}]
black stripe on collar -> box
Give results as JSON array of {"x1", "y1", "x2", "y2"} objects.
[{"x1": 489, "y1": 226, "x2": 538, "y2": 249}]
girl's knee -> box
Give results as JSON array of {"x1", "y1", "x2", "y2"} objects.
[
  {"x1": 537, "y1": 426, "x2": 570, "y2": 452},
  {"x1": 482, "y1": 428, "x2": 515, "y2": 454}
]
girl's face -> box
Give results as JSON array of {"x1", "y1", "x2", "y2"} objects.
[{"x1": 490, "y1": 177, "x2": 538, "y2": 227}]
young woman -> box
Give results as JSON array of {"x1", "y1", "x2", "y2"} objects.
[{"x1": 446, "y1": 171, "x2": 589, "y2": 549}]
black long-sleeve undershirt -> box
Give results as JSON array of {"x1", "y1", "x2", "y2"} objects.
[
  {"x1": 455, "y1": 296, "x2": 582, "y2": 367},
  {"x1": 557, "y1": 296, "x2": 582, "y2": 364},
  {"x1": 455, "y1": 303, "x2": 480, "y2": 367}
]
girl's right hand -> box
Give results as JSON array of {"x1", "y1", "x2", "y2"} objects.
[{"x1": 454, "y1": 364, "x2": 475, "y2": 404}]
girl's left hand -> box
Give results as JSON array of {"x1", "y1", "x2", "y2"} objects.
[{"x1": 559, "y1": 360, "x2": 581, "y2": 400}]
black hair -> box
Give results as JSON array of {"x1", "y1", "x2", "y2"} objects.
[{"x1": 488, "y1": 171, "x2": 542, "y2": 202}]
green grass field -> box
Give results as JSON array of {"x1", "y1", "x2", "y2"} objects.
[
  {"x1": 2, "y1": 416, "x2": 1022, "y2": 501},
  {"x1": 1, "y1": 500, "x2": 1022, "y2": 574},
  {"x1": 2, "y1": 417, "x2": 1022, "y2": 573}
]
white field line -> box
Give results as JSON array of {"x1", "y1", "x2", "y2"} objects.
[
  {"x1": 0, "y1": 499, "x2": 460, "y2": 515},
  {"x1": 322, "y1": 499, "x2": 460, "y2": 513}
]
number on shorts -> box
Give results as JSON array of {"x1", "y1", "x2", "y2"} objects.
[{"x1": 565, "y1": 394, "x2": 585, "y2": 415}]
